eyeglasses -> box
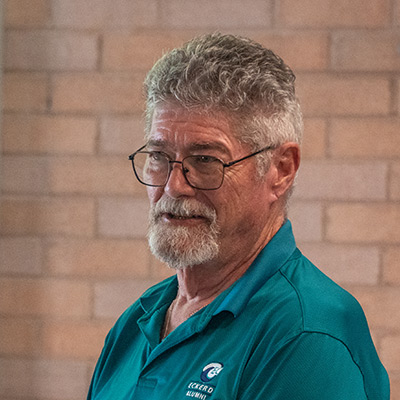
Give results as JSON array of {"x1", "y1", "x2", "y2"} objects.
[{"x1": 128, "y1": 145, "x2": 274, "y2": 190}]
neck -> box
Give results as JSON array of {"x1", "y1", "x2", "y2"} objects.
[
  {"x1": 175, "y1": 213, "x2": 284, "y2": 304},
  {"x1": 160, "y1": 209, "x2": 285, "y2": 340}
]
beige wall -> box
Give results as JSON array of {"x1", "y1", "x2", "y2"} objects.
[
  {"x1": 0, "y1": 0, "x2": 2, "y2": 185},
  {"x1": 1, "y1": 0, "x2": 400, "y2": 398}
]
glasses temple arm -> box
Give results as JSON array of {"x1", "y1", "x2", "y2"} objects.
[{"x1": 224, "y1": 145, "x2": 274, "y2": 167}]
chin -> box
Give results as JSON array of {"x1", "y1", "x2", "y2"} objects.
[{"x1": 148, "y1": 223, "x2": 219, "y2": 270}]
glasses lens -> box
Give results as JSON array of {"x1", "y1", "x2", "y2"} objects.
[
  {"x1": 133, "y1": 151, "x2": 169, "y2": 186},
  {"x1": 183, "y1": 156, "x2": 224, "y2": 190}
]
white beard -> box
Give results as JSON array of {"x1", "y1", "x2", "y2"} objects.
[{"x1": 148, "y1": 197, "x2": 220, "y2": 270}]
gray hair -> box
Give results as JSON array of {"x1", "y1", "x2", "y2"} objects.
[{"x1": 144, "y1": 32, "x2": 303, "y2": 157}]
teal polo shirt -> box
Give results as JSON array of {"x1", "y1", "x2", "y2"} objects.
[{"x1": 87, "y1": 221, "x2": 389, "y2": 400}]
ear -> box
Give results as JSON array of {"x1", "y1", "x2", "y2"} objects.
[{"x1": 271, "y1": 142, "x2": 300, "y2": 199}]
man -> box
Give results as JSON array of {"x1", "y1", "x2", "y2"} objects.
[{"x1": 88, "y1": 33, "x2": 389, "y2": 399}]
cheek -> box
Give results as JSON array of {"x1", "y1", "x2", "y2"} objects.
[
  {"x1": 209, "y1": 190, "x2": 243, "y2": 229},
  {"x1": 217, "y1": 177, "x2": 274, "y2": 226},
  {"x1": 146, "y1": 187, "x2": 163, "y2": 204},
  {"x1": 221, "y1": 173, "x2": 248, "y2": 201},
  {"x1": 222, "y1": 170, "x2": 262, "y2": 204}
]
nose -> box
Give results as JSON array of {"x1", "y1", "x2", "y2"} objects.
[{"x1": 163, "y1": 161, "x2": 196, "y2": 198}]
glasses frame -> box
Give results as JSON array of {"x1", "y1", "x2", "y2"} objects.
[{"x1": 128, "y1": 144, "x2": 274, "y2": 191}]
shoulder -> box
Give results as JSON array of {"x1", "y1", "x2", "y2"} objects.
[
  {"x1": 248, "y1": 249, "x2": 377, "y2": 367},
  {"x1": 250, "y1": 249, "x2": 364, "y2": 339},
  {"x1": 279, "y1": 251, "x2": 367, "y2": 338},
  {"x1": 242, "y1": 251, "x2": 389, "y2": 399}
]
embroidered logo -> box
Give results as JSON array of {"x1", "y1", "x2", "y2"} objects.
[
  {"x1": 185, "y1": 362, "x2": 224, "y2": 399},
  {"x1": 200, "y1": 362, "x2": 224, "y2": 382}
]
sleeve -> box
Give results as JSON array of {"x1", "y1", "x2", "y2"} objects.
[
  {"x1": 238, "y1": 332, "x2": 369, "y2": 400},
  {"x1": 86, "y1": 330, "x2": 112, "y2": 400}
]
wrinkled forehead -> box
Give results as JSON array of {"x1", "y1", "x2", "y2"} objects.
[
  {"x1": 146, "y1": 104, "x2": 245, "y2": 155},
  {"x1": 145, "y1": 103, "x2": 238, "y2": 138}
]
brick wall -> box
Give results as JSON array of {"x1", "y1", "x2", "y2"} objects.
[{"x1": 1, "y1": 0, "x2": 399, "y2": 398}]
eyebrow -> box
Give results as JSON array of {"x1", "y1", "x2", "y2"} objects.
[
  {"x1": 146, "y1": 139, "x2": 168, "y2": 148},
  {"x1": 188, "y1": 142, "x2": 229, "y2": 154},
  {"x1": 146, "y1": 139, "x2": 230, "y2": 156}
]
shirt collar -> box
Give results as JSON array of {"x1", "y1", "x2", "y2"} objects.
[{"x1": 213, "y1": 220, "x2": 297, "y2": 317}]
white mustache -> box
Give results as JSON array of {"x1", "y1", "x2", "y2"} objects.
[{"x1": 150, "y1": 197, "x2": 217, "y2": 223}]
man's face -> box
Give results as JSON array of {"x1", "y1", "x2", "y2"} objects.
[{"x1": 146, "y1": 104, "x2": 277, "y2": 270}]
